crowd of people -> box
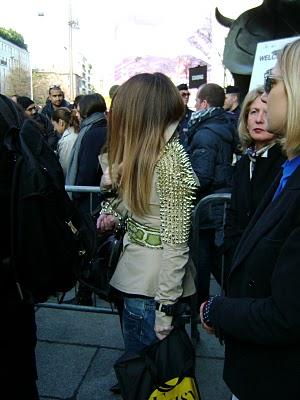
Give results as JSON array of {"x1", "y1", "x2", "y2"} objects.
[{"x1": 2, "y1": 37, "x2": 300, "y2": 399}]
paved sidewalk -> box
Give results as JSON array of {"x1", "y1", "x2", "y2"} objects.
[{"x1": 35, "y1": 279, "x2": 231, "y2": 400}]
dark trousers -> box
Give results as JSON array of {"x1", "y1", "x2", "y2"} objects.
[
  {"x1": 195, "y1": 228, "x2": 223, "y2": 308},
  {"x1": 3, "y1": 302, "x2": 39, "y2": 399}
]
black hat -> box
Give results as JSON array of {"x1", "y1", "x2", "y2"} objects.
[
  {"x1": 0, "y1": 94, "x2": 24, "y2": 135},
  {"x1": 225, "y1": 85, "x2": 240, "y2": 94},
  {"x1": 17, "y1": 96, "x2": 34, "y2": 110},
  {"x1": 177, "y1": 83, "x2": 189, "y2": 91},
  {"x1": 109, "y1": 84, "x2": 120, "y2": 99}
]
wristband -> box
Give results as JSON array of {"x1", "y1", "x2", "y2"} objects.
[{"x1": 202, "y1": 297, "x2": 215, "y2": 327}]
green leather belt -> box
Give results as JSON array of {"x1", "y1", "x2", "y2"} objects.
[{"x1": 127, "y1": 217, "x2": 162, "y2": 249}]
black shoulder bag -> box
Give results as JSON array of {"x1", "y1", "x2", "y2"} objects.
[{"x1": 79, "y1": 195, "x2": 127, "y2": 302}]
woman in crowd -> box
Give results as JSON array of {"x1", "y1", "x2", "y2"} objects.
[
  {"x1": 221, "y1": 86, "x2": 285, "y2": 276},
  {"x1": 97, "y1": 72, "x2": 196, "y2": 353},
  {"x1": 51, "y1": 107, "x2": 79, "y2": 177},
  {"x1": 64, "y1": 94, "x2": 107, "y2": 306},
  {"x1": 66, "y1": 93, "x2": 107, "y2": 213},
  {"x1": 200, "y1": 38, "x2": 300, "y2": 399}
]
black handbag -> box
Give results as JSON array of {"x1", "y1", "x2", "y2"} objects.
[
  {"x1": 79, "y1": 201, "x2": 127, "y2": 302},
  {"x1": 114, "y1": 326, "x2": 201, "y2": 400}
]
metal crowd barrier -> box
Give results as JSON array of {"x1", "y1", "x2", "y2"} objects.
[
  {"x1": 36, "y1": 185, "x2": 118, "y2": 315},
  {"x1": 190, "y1": 193, "x2": 231, "y2": 344},
  {"x1": 65, "y1": 184, "x2": 102, "y2": 214},
  {"x1": 192, "y1": 193, "x2": 231, "y2": 292}
]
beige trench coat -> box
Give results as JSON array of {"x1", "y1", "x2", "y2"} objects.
[{"x1": 100, "y1": 123, "x2": 196, "y2": 326}]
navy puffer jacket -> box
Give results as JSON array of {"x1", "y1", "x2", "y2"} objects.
[{"x1": 186, "y1": 108, "x2": 236, "y2": 198}]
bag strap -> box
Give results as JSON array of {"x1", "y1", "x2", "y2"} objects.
[
  {"x1": 10, "y1": 154, "x2": 25, "y2": 300},
  {"x1": 91, "y1": 189, "x2": 118, "y2": 217}
]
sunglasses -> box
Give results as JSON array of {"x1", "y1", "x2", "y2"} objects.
[
  {"x1": 264, "y1": 72, "x2": 283, "y2": 94},
  {"x1": 181, "y1": 92, "x2": 190, "y2": 97},
  {"x1": 49, "y1": 85, "x2": 61, "y2": 93}
]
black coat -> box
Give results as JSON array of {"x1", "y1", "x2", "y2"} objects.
[
  {"x1": 72, "y1": 118, "x2": 107, "y2": 212},
  {"x1": 33, "y1": 112, "x2": 59, "y2": 151},
  {"x1": 224, "y1": 143, "x2": 286, "y2": 260},
  {"x1": 0, "y1": 100, "x2": 39, "y2": 398},
  {"x1": 178, "y1": 106, "x2": 193, "y2": 145},
  {"x1": 210, "y1": 164, "x2": 300, "y2": 400}
]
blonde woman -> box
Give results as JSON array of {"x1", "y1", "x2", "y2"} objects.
[
  {"x1": 222, "y1": 86, "x2": 285, "y2": 273},
  {"x1": 200, "y1": 38, "x2": 300, "y2": 399},
  {"x1": 97, "y1": 72, "x2": 196, "y2": 353}
]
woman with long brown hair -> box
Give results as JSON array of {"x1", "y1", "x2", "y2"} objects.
[{"x1": 97, "y1": 72, "x2": 197, "y2": 353}]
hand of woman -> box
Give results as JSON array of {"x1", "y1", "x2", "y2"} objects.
[
  {"x1": 155, "y1": 310, "x2": 173, "y2": 340},
  {"x1": 154, "y1": 324, "x2": 174, "y2": 340},
  {"x1": 100, "y1": 167, "x2": 112, "y2": 189},
  {"x1": 96, "y1": 213, "x2": 118, "y2": 232},
  {"x1": 200, "y1": 302, "x2": 215, "y2": 334}
]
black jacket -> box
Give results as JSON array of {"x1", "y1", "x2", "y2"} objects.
[
  {"x1": 178, "y1": 107, "x2": 193, "y2": 145},
  {"x1": 210, "y1": 164, "x2": 300, "y2": 400},
  {"x1": 33, "y1": 112, "x2": 59, "y2": 151},
  {"x1": 224, "y1": 143, "x2": 286, "y2": 261},
  {"x1": 72, "y1": 118, "x2": 107, "y2": 212}
]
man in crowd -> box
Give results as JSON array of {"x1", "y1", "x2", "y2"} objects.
[
  {"x1": 41, "y1": 85, "x2": 70, "y2": 120},
  {"x1": 177, "y1": 83, "x2": 193, "y2": 144},
  {"x1": 186, "y1": 83, "x2": 236, "y2": 309},
  {"x1": 17, "y1": 96, "x2": 59, "y2": 150},
  {"x1": 224, "y1": 85, "x2": 243, "y2": 158},
  {"x1": 224, "y1": 85, "x2": 241, "y2": 122}
]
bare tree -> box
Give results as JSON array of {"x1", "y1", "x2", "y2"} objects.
[{"x1": 188, "y1": 15, "x2": 213, "y2": 61}]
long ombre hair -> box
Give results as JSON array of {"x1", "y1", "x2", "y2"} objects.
[{"x1": 107, "y1": 73, "x2": 184, "y2": 216}]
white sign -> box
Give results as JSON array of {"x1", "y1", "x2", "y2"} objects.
[{"x1": 250, "y1": 36, "x2": 300, "y2": 90}]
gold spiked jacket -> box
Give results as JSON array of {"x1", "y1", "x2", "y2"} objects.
[{"x1": 107, "y1": 123, "x2": 197, "y2": 327}]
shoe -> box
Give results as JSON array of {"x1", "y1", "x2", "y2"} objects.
[
  {"x1": 63, "y1": 297, "x2": 77, "y2": 305},
  {"x1": 110, "y1": 382, "x2": 121, "y2": 394},
  {"x1": 63, "y1": 295, "x2": 93, "y2": 306}
]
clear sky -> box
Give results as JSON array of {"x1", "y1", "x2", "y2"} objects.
[{"x1": 0, "y1": 0, "x2": 262, "y2": 85}]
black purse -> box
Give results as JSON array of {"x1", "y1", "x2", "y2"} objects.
[
  {"x1": 114, "y1": 326, "x2": 201, "y2": 400},
  {"x1": 79, "y1": 196, "x2": 127, "y2": 302}
]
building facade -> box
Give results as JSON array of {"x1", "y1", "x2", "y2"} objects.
[
  {"x1": 33, "y1": 53, "x2": 94, "y2": 105},
  {"x1": 0, "y1": 36, "x2": 30, "y2": 95}
]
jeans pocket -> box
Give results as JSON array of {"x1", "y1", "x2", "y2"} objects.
[
  {"x1": 123, "y1": 297, "x2": 156, "y2": 353},
  {"x1": 123, "y1": 298, "x2": 144, "y2": 352}
]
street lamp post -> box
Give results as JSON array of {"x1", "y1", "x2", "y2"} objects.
[{"x1": 68, "y1": 1, "x2": 79, "y2": 102}]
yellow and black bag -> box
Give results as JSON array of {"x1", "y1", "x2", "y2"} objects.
[{"x1": 114, "y1": 326, "x2": 201, "y2": 400}]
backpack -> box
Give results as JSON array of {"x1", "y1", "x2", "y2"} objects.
[{"x1": 10, "y1": 119, "x2": 97, "y2": 303}]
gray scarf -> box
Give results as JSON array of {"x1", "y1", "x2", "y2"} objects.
[
  {"x1": 65, "y1": 112, "x2": 106, "y2": 193},
  {"x1": 188, "y1": 107, "x2": 220, "y2": 130}
]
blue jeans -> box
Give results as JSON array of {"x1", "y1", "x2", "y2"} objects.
[{"x1": 122, "y1": 296, "x2": 157, "y2": 354}]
